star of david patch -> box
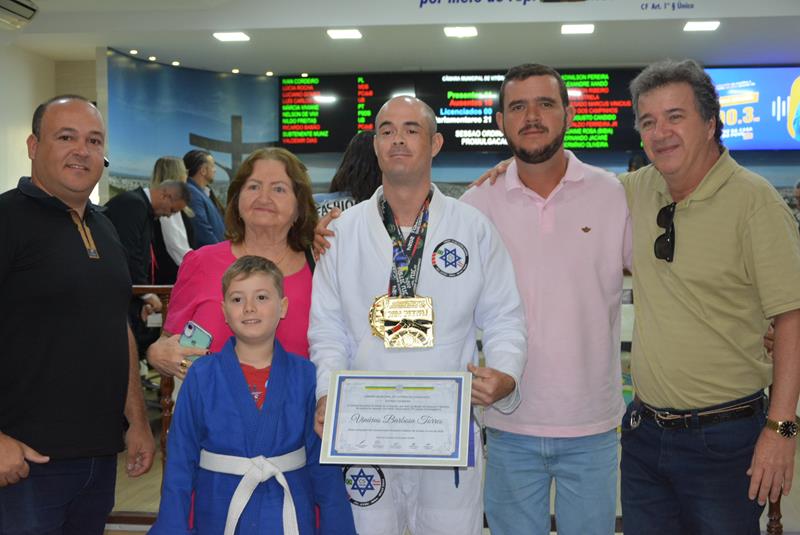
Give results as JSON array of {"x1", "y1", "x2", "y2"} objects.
[
  {"x1": 343, "y1": 465, "x2": 386, "y2": 507},
  {"x1": 432, "y1": 239, "x2": 469, "y2": 278}
]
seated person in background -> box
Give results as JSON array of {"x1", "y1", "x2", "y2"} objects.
[
  {"x1": 627, "y1": 152, "x2": 649, "y2": 172},
  {"x1": 151, "y1": 255, "x2": 355, "y2": 535},
  {"x1": 147, "y1": 148, "x2": 319, "y2": 380},
  {"x1": 314, "y1": 130, "x2": 381, "y2": 217},
  {"x1": 151, "y1": 156, "x2": 196, "y2": 284},
  {"x1": 104, "y1": 179, "x2": 189, "y2": 349},
  {"x1": 184, "y1": 149, "x2": 226, "y2": 247},
  {"x1": 104, "y1": 179, "x2": 190, "y2": 285}
]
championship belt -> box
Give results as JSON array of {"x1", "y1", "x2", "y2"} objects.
[{"x1": 370, "y1": 295, "x2": 434, "y2": 348}]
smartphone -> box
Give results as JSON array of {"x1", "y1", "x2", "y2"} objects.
[{"x1": 179, "y1": 321, "x2": 213, "y2": 361}]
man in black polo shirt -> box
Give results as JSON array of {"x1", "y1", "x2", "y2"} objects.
[{"x1": 0, "y1": 95, "x2": 155, "y2": 534}]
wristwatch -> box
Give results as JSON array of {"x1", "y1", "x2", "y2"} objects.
[{"x1": 765, "y1": 417, "x2": 800, "y2": 438}]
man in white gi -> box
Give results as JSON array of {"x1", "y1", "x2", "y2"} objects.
[{"x1": 309, "y1": 96, "x2": 527, "y2": 535}]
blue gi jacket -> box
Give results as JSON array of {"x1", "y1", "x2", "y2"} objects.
[{"x1": 151, "y1": 338, "x2": 356, "y2": 534}]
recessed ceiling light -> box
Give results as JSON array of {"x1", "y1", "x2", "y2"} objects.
[
  {"x1": 301, "y1": 73, "x2": 309, "y2": 78},
  {"x1": 148, "y1": 56, "x2": 157, "y2": 61},
  {"x1": 391, "y1": 90, "x2": 416, "y2": 98},
  {"x1": 231, "y1": 68, "x2": 240, "y2": 74},
  {"x1": 265, "y1": 71, "x2": 274, "y2": 76},
  {"x1": 313, "y1": 95, "x2": 337, "y2": 103},
  {"x1": 327, "y1": 28, "x2": 362, "y2": 40},
  {"x1": 561, "y1": 24, "x2": 595, "y2": 35},
  {"x1": 171, "y1": 61, "x2": 180, "y2": 67},
  {"x1": 444, "y1": 26, "x2": 478, "y2": 38},
  {"x1": 213, "y1": 32, "x2": 250, "y2": 42},
  {"x1": 683, "y1": 20, "x2": 720, "y2": 32},
  {"x1": 129, "y1": 49, "x2": 138, "y2": 55}
]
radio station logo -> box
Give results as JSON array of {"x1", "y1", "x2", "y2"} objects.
[{"x1": 343, "y1": 465, "x2": 386, "y2": 507}]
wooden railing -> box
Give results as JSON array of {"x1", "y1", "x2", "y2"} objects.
[{"x1": 131, "y1": 285, "x2": 175, "y2": 472}]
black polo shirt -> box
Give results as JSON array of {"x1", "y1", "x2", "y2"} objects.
[{"x1": 0, "y1": 177, "x2": 131, "y2": 459}]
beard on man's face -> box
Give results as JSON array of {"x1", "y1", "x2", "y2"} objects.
[{"x1": 506, "y1": 115, "x2": 568, "y2": 165}]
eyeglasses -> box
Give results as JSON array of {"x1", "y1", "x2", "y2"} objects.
[{"x1": 654, "y1": 202, "x2": 676, "y2": 262}]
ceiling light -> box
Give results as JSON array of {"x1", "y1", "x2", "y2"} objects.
[
  {"x1": 327, "y1": 29, "x2": 362, "y2": 40},
  {"x1": 313, "y1": 95, "x2": 337, "y2": 104},
  {"x1": 213, "y1": 32, "x2": 250, "y2": 42},
  {"x1": 171, "y1": 61, "x2": 180, "y2": 66},
  {"x1": 561, "y1": 24, "x2": 595, "y2": 35},
  {"x1": 231, "y1": 68, "x2": 240, "y2": 74},
  {"x1": 444, "y1": 26, "x2": 478, "y2": 38},
  {"x1": 391, "y1": 90, "x2": 416, "y2": 98},
  {"x1": 129, "y1": 49, "x2": 138, "y2": 55},
  {"x1": 301, "y1": 73, "x2": 309, "y2": 78},
  {"x1": 148, "y1": 56, "x2": 157, "y2": 61},
  {"x1": 266, "y1": 71, "x2": 274, "y2": 76},
  {"x1": 683, "y1": 20, "x2": 720, "y2": 32}
]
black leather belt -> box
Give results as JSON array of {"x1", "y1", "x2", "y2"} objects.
[{"x1": 634, "y1": 396, "x2": 764, "y2": 429}]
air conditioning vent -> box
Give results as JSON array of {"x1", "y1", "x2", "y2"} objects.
[{"x1": 0, "y1": 0, "x2": 37, "y2": 30}]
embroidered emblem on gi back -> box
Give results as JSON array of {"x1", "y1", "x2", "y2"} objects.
[
  {"x1": 431, "y1": 239, "x2": 469, "y2": 277},
  {"x1": 343, "y1": 465, "x2": 386, "y2": 507},
  {"x1": 581, "y1": 227, "x2": 591, "y2": 233}
]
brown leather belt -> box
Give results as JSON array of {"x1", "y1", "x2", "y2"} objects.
[{"x1": 633, "y1": 396, "x2": 764, "y2": 429}]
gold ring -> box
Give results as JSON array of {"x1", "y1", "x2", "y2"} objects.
[{"x1": 180, "y1": 359, "x2": 189, "y2": 368}]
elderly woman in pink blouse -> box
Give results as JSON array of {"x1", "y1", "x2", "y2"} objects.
[{"x1": 147, "y1": 147, "x2": 318, "y2": 378}]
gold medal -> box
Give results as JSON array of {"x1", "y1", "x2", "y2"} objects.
[
  {"x1": 369, "y1": 294, "x2": 388, "y2": 339},
  {"x1": 382, "y1": 296, "x2": 434, "y2": 348}
]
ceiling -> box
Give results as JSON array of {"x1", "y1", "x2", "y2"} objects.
[{"x1": 5, "y1": 0, "x2": 800, "y2": 75}]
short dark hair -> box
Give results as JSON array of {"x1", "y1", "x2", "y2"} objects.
[
  {"x1": 499, "y1": 64, "x2": 569, "y2": 111},
  {"x1": 32, "y1": 94, "x2": 94, "y2": 138},
  {"x1": 225, "y1": 147, "x2": 318, "y2": 251},
  {"x1": 155, "y1": 179, "x2": 191, "y2": 204},
  {"x1": 629, "y1": 59, "x2": 723, "y2": 150},
  {"x1": 329, "y1": 131, "x2": 381, "y2": 203},
  {"x1": 183, "y1": 149, "x2": 213, "y2": 178},
  {"x1": 222, "y1": 255, "x2": 284, "y2": 298}
]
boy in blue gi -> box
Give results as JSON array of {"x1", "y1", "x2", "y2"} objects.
[{"x1": 151, "y1": 255, "x2": 355, "y2": 534}]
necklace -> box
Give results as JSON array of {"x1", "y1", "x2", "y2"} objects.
[{"x1": 241, "y1": 241, "x2": 291, "y2": 267}]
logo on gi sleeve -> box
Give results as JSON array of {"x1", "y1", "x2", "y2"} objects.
[
  {"x1": 432, "y1": 239, "x2": 469, "y2": 277},
  {"x1": 343, "y1": 465, "x2": 386, "y2": 507}
]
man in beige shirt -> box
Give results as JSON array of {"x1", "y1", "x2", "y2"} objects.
[{"x1": 619, "y1": 59, "x2": 800, "y2": 535}]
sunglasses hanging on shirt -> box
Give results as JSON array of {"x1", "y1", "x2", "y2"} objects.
[{"x1": 654, "y1": 202, "x2": 676, "y2": 262}]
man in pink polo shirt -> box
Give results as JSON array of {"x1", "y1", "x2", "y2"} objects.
[{"x1": 461, "y1": 63, "x2": 631, "y2": 535}]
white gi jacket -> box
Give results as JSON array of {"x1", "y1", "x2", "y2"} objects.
[{"x1": 310, "y1": 185, "x2": 527, "y2": 413}]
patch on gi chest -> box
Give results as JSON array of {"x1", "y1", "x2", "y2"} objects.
[
  {"x1": 343, "y1": 465, "x2": 386, "y2": 507},
  {"x1": 431, "y1": 239, "x2": 469, "y2": 277}
]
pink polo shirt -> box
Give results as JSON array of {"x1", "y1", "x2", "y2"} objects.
[
  {"x1": 164, "y1": 241, "x2": 312, "y2": 357},
  {"x1": 461, "y1": 151, "x2": 631, "y2": 437}
]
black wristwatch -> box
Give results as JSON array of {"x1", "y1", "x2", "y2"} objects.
[{"x1": 765, "y1": 418, "x2": 799, "y2": 438}]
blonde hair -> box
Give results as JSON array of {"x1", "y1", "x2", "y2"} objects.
[
  {"x1": 222, "y1": 255, "x2": 285, "y2": 298},
  {"x1": 151, "y1": 156, "x2": 194, "y2": 217}
]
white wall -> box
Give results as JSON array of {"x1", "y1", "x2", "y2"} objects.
[
  {"x1": 55, "y1": 60, "x2": 96, "y2": 101},
  {"x1": 0, "y1": 44, "x2": 54, "y2": 193}
]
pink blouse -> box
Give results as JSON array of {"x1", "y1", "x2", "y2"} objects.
[{"x1": 164, "y1": 241, "x2": 312, "y2": 357}]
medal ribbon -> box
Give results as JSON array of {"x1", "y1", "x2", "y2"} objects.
[{"x1": 379, "y1": 190, "x2": 433, "y2": 298}]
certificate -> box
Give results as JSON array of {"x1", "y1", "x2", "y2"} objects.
[{"x1": 320, "y1": 371, "x2": 472, "y2": 467}]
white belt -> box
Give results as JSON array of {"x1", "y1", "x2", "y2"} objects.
[{"x1": 199, "y1": 447, "x2": 306, "y2": 535}]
